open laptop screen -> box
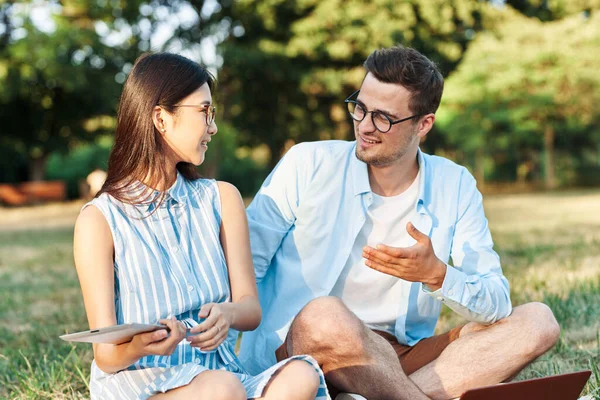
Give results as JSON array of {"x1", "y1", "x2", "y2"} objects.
[{"x1": 460, "y1": 370, "x2": 591, "y2": 400}]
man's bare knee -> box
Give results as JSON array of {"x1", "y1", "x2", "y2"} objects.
[
  {"x1": 512, "y1": 302, "x2": 560, "y2": 357},
  {"x1": 290, "y1": 296, "x2": 367, "y2": 357}
]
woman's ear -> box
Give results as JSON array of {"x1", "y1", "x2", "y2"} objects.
[{"x1": 152, "y1": 106, "x2": 167, "y2": 135}]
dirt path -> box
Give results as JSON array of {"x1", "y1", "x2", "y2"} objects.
[{"x1": 0, "y1": 200, "x2": 84, "y2": 232}]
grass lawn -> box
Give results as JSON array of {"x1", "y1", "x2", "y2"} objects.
[{"x1": 1, "y1": 190, "x2": 599, "y2": 399}]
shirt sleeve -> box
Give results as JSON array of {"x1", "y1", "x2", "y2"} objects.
[
  {"x1": 424, "y1": 168, "x2": 512, "y2": 324},
  {"x1": 246, "y1": 144, "x2": 308, "y2": 283}
]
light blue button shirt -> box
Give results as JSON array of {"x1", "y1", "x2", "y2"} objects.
[{"x1": 239, "y1": 140, "x2": 512, "y2": 375}]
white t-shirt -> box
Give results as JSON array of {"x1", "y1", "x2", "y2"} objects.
[{"x1": 329, "y1": 169, "x2": 421, "y2": 334}]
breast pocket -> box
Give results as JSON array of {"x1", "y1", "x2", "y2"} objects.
[{"x1": 430, "y1": 225, "x2": 454, "y2": 264}]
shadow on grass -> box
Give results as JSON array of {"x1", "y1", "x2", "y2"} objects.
[
  {"x1": 516, "y1": 279, "x2": 600, "y2": 398},
  {"x1": 543, "y1": 279, "x2": 600, "y2": 331},
  {"x1": 495, "y1": 239, "x2": 595, "y2": 272}
]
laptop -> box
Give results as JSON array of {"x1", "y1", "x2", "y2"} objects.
[
  {"x1": 460, "y1": 370, "x2": 592, "y2": 400},
  {"x1": 334, "y1": 370, "x2": 592, "y2": 400}
]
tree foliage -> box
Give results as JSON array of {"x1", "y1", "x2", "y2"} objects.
[
  {"x1": 0, "y1": 0, "x2": 226, "y2": 182},
  {"x1": 0, "y1": 0, "x2": 142, "y2": 181},
  {"x1": 219, "y1": 0, "x2": 503, "y2": 168},
  {"x1": 1, "y1": 0, "x2": 598, "y2": 190},
  {"x1": 438, "y1": 7, "x2": 600, "y2": 187}
]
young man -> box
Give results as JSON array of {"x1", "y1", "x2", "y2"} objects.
[{"x1": 239, "y1": 46, "x2": 560, "y2": 400}]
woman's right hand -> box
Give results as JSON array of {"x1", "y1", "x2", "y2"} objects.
[{"x1": 130, "y1": 317, "x2": 187, "y2": 357}]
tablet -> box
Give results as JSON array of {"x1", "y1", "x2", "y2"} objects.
[{"x1": 60, "y1": 323, "x2": 169, "y2": 345}]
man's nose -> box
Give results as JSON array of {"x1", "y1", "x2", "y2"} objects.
[{"x1": 357, "y1": 113, "x2": 376, "y2": 133}]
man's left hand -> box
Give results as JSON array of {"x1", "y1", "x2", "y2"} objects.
[{"x1": 362, "y1": 222, "x2": 447, "y2": 291}]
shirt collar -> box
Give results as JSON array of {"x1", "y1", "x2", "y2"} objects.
[
  {"x1": 126, "y1": 172, "x2": 188, "y2": 211},
  {"x1": 416, "y1": 148, "x2": 427, "y2": 206},
  {"x1": 350, "y1": 142, "x2": 371, "y2": 197},
  {"x1": 166, "y1": 171, "x2": 188, "y2": 203},
  {"x1": 350, "y1": 142, "x2": 429, "y2": 209}
]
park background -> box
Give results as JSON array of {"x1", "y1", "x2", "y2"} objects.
[{"x1": 1, "y1": 0, "x2": 600, "y2": 398}]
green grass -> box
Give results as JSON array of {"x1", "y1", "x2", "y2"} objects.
[
  {"x1": 1, "y1": 189, "x2": 600, "y2": 398},
  {"x1": 437, "y1": 190, "x2": 600, "y2": 399},
  {"x1": 0, "y1": 228, "x2": 92, "y2": 399}
]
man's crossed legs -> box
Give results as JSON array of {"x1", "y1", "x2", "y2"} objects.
[{"x1": 276, "y1": 297, "x2": 560, "y2": 400}]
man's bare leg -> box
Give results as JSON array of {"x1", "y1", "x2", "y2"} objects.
[
  {"x1": 284, "y1": 296, "x2": 429, "y2": 400},
  {"x1": 410, "y1": 302, "x2": 560, "y2": 399}
]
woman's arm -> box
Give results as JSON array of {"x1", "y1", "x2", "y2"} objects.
[
  {"x1": 74, "y1": 206, "x2": 186, "y2": 373},
  {"x1": 188, "y1": 181, "x2": 261, "y2": 350},
  {"x1": 218, "y1": 181, "x2": 262, "y2": 330}
]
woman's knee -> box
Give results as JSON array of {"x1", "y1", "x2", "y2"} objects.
[
  {"x1": 284, "y1": 360, "x2": 320, "y2": 387},
  {"x1": 189, "y1": 370, "x2": 246, "y2": 400},
  {"x1": 268, "y1": 360, "x2": 320, "y2": 398}
]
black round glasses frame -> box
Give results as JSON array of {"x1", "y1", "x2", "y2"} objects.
[{"x1": 344, "y1": 90, "x2": 422, "y2": 133}]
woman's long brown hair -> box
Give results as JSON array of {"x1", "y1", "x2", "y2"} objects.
[{"x1": 97, "y1": 53, "x2": 215, "y2": 205}]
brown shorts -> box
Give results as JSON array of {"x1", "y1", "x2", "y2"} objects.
[
  {"x1": 276, "y1": 325, "x2": 463, "y2": 381},
  {"x1": 371, "y1": 327, "x2": 463, "y2": 375}
]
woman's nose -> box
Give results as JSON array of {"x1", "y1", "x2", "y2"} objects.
[{"x1": 208, "y1": 120, "x2": 218, "y2": 135}]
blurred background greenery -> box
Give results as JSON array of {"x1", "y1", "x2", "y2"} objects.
[
  {"x1": 1, "y1": 1, "x2": 600, "y2": 399},
  {"x1": 1, "y1": 0, "x2": 599, "y2": 197}
]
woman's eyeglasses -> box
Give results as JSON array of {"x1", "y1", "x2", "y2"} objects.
[{"x1": 159, "y1": 104, "x2": 216, "y2": 125}]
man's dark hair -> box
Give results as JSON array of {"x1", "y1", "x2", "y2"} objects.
[{"x1": 363, "y1": 46, "x2": 444, "y2": 116}]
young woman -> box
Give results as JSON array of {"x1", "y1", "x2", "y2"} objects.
[{"x1": 73, "y1": 53, "x2": 328, "y2": 400}]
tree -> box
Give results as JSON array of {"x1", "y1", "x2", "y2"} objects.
[
  {"x1": 504, "y1": 0, "x2": 600, "y2": 21},
  {"x1": 437, "y1": 7, "x2": 600, "y2": 188},
  {"x1": 0, "y1": 0, "x2": 229, "y2": 182},
  {"x1": 218, "y1": 0, "x2": 510, "y2": 169},
  {"x1": 0, "y1": 0, "x2": 145, "y2": 181}
]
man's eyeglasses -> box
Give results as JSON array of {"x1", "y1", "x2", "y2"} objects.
[
  {"x1": 344, "y1": 90, "x2": 422, "y2": 133},
  {"x1": 159, "y1": 104, "x2": 216, "y2": 125}
]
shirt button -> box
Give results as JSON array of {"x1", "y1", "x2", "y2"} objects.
[
  {"x1": 448, "y1": 289, "x2": 454, "y2": 296},
  {"x1": 436, "y1": 296, "x2": 443, "y2": 301},
  {"x1": 187, "y1": 285, "x2": 194, "y2": 292},
  {"x1": 172, "y1": 246, "x2": 179, "y2": 253},
  {"x1": 194, "y1": 357, "x2": 200, "y2": 363}
]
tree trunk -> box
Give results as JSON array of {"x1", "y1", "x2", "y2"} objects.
[
  {"x1": 267, "y1": 140, "x2": 285, "y2": 172},
  {"x1": 268, "y1": 92, "x2": 288, "y2": 171},
  {"x1": 543, "y1": 125, "x2": 557, "y2": 190},
  {"x1": 474, "y1": 147, "x2": 485, "y2": 188},
  {"x1": 29, "y1": 154, "x2": 48, "y2": 182}
]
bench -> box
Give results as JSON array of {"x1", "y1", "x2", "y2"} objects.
[{"x1": 0, "y1": 181, "x2": 66, "y2": 206}]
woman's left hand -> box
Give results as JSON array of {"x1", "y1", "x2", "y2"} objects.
[{"x1": 187, "y1": 303, "x2": 234, "y2": 351}]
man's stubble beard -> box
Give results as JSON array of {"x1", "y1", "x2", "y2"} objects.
[{"x1": 355, "y1": 129, "x2": 419, "y2": 168}]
